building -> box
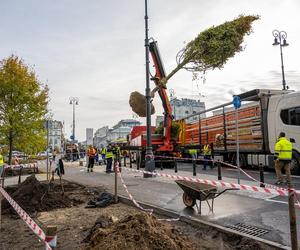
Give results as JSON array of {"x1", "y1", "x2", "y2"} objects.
[
  {"x1": 93, "y1": 126, "x2": 109, "y2": 148},
  {"x1": 170, "y1": 98, "x2": 206, "y2": 122},
  {"x1": 155, "y1": 115, "x2": 164, "y2": 127},
  {"x1": 48, "y1": 120, "x2": 64, "y2": 152},
  {"x1": 93, "y1": 119, "x2": 141, "y2": 147},
  {"x1": 86, "y1": 128, "x2": 94, "y2": 146}
]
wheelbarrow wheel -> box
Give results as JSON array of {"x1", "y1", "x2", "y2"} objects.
[{"x1": 182, "y1": 192, "x2": 196, "y2": 207}]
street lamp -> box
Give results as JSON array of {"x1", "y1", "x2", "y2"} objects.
[
  {"x1": 272, "y1": 30, "x2": 289, "y2": 90},
  {"x1": 69, "y1": 97, "x2": 79, "y2": 142},
  {"x1": 144, "y1": 0, "x2": 155, "y2": 177},
  {"x1": 169, "y1": 89, "x2": 176, "y2": 120}
]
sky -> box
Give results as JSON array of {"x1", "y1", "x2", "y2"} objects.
[{"x1": 0, "y1": 0, "x2": 299, "y2": 141}]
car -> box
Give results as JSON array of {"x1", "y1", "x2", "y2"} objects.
[{"x1": 37, "y1": 151, "x2": 53, "y2": 157}]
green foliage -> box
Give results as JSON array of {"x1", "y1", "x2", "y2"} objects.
[
  {"x1": 155, "y1": 121, "x2": 181, "y2": 139},
  {"x1": 0, "y1": 56, "x2": 49, "y2": 160},
  {"x1": 160, "y1": 15, "x2": 259, "y2": 85},
  {"x1": 183, "y1": 15, "x2": 259, "y2": 74}
]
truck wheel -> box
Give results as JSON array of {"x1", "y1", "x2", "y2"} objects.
[
  {"x1": 182, "y1": 192, "x2": 196, "y2": 207},
  {"x1": 232, "y1": 154, "x2": 247, "y2": 168},
  {"x1": 291, "y1": 151, "x2": 300, "y2": 175}
]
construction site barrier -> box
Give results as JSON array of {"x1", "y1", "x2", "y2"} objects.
[
  {"x1": 4, "y1": 163, "x2": 38, "y2": 170},
  {"x1": 0, "y1": 186, "x2": 53, "y2": 250}
]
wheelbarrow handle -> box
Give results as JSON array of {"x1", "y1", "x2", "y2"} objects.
[{"x1": 213, "y1": 188, "x2": 239, "y2": 198}]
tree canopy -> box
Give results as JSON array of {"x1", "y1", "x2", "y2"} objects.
[{"x1": 0, "y1": 56, "x2": 49, "y2": 162}]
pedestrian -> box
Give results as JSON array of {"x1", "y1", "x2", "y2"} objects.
[
  {"x1": 87, "y1": 145, "x2": 96, "y2": 172},
  {"x1": 0, "y1": 149, "x2": 4, "y2": 178},
  {"x1": 274, "y1": 132, "x2": 293, "y2": 185},
  {"x1": 105, "y1": 145, "x2": 113, "y2": 173},
  {"x1": 101, "y1": 147, "x2": 107, "y2": 165},
  {"x1": 202, "y1": 143, "x2": 212, "y2": 170}
]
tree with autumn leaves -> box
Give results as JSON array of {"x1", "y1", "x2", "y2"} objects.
[{"x1": 0, "y1": 56, "x2": 49, "y2": 163}]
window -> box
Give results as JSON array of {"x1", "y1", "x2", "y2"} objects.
[{"x1": 280, "y1": 107, "x2": 300, "y2": 126}]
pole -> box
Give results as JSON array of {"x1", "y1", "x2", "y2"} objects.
[
  {"x1": 114, "y1": 163, "x2": 118, "y2": 203},
  {"x1": 144, "y1": 0, "x2": 155, "y2": 177},
  {"x1": 259, "y1": 163, "x2": 265, "y2": 188},
  {"x1": 279, "y1": 44, "x2": 286, "y2": 90},
  {"x1": 235, "y1": 108, "x2": 240, "y2": 184},
  {"x1": 72, "y1": 101, "x2": 75, "y2": 142},
  {"x1": 287, "y1": 174, "x2": 298, "y2": 250},
  {"x1": 46, "y1": 120, "x2": 49, "y2": 181},
  {"x1": 217, "y1": 160, "x2": 222, "y2": 180}
]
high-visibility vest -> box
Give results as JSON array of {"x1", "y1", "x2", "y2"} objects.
[
  {"x1": 101, "y1": 148, "x2": 106, "y2": 154},
  {"x1": 203, "y1": 145, "x2": 211, "y2": 156},
  {"x1": 189, "y1": 149, "x2": 197, "y2": 155},
  {"x1": 88, "y1": 148, "x2": 96, "y2": 157},
  {"x1": 0, "y1": 154, "x2": 4, "y2": 166},
  {"x1": 106, "y1": 149, "x2": 114, "y2": 159},
  {"x1": 275, "y1": 137, "x2": 292, "y2": 160}
]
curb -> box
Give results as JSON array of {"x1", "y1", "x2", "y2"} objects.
[{"x1": 117, "y1": 195, "x2": 289, "y2": 250}]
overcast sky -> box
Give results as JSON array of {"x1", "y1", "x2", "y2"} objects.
[{"x1": 1, "y1": 0, "x2": 299, "y2": 141}]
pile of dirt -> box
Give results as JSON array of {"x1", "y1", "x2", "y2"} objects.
[
  {"x1": 2, "y1": 175, "x2": 85, "y2": 216},
  {"x1": 84, "y1": 213, "x2": 196, "y2": 250}
]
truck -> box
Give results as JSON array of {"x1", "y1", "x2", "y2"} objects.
[
  {"x1": 127, "y1": 40, "x2": 300, "y2": 173},
  {"x1": 178, "y1": 89, "x2": 300, "y2": 174}
]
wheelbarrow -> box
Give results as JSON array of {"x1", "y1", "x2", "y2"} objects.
[{"x1": 175, "y1": 180, "x2": 238, "y2": 214}]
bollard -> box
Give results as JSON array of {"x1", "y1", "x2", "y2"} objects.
[
  {"x1": 259, "y1": 163, "x2": 265, "y2": 188},
  {"x1": 174, "y1": 160, "x2": 178, "y2": 173},
  {"x1": 124, "y1": 156, "x2": 126, "y2": 167},
  {"x1": 18, "y1": 166, "x2": 23, "y2": 184},
  {"x1": 114, "y1": 163, "x2": 118, "y2": 204},
  {"x1": 129, "y1": 152, "x2": 132, "y2": 168},
  {"x1": 192, "y1": 160, "x2": 196, "y2": 176},
  {"x1": 45, "y1": 225, "x2": 57, "y2": 249},
  {"x1": 217, "y1": 160, "x2": 222, "y2": 180},
  {"x1": 160, "y1": 158, "x2": 163, "y2": 171}
]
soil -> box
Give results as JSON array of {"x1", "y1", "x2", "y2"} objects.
[
  {"x1": 84, "y1": 213, "x2": 195, "y2": 250},
  {"x1": 2, "y1": 175, "x2": 103, "y2": 217},
  {"x1": 0, "y1": 177, "x2": 281, "y2": 250}
]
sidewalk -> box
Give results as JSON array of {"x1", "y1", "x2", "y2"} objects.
[{"x1": 5, "y1": 160, "x2": 300, "y2": 247}]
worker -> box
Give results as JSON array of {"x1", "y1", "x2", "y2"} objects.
[
  {"x1": 105, "y1": 144, "x2": 114, "y2": 173},
  {"x1": 188, "y1": 148, "x2": 197, "y2": 160},
  {"x1": 87, "y1": 145, "x2": 96, "y2": 172},
  {"x1": 202, "y1": 143, "x2": 212, "y2": 170},
  {"x1": 101, "y1": 147, "x2": 107, "y2": 165},
  {"x1": 274, "y1": 132, "x2": 293, "y2": 185},
  {"x1": 0, "y1": 149, "x2": 4, "y2": 178}
]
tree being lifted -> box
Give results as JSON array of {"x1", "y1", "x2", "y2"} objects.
[
  {"x1": 129, "y1": 15, "x2": 259, "y2": 117},
  {"x1": 0, "y1": 56, "x2": 49, "y2": 164}
]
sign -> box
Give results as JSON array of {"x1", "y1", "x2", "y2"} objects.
[{"x1": 233, "y1": 95, "x2": 241, "y2": 109}]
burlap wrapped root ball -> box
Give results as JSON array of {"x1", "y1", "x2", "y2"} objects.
[{"x1": 129, "y1": 91, "x2": 155, "y2": 117}]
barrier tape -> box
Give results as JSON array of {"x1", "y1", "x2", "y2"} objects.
[
  {"x1": 0, "y1": 186, "x2": 52, "y2": 250},
  {"x1": 121, "y1": 166, "x2": 289, "y2": 197},
  {"x1": 116, "y1": 164, "x2": 180, "y2": 222}
]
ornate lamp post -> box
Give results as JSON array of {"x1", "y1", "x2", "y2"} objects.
[
  {"x1": 69, "y1": 97, "x2": 79, "y2": 142},
  {"x1": 272, "y1": 30, "x2": 289, "y2": 90}
]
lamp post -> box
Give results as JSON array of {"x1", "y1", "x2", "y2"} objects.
[
  {"x1": 272, "y1": 30, "x2": 289, "y2": 90},
  {"x1": 69, "y1": 97, "x2": 79, "y2": 142},
  {"x1": 169, "y1": 89, "x2": 176, "y2": 120},
  {"x1": 144, "y1": 0, "x2": 155, "y2": 177}
]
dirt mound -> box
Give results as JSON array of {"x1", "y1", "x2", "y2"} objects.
[
  {"x1": 2, "y1": 175, "x2": 84, "y2": 216},
  {"x1": 84, "y1": 213, "x2": 195, "y2": 250},
  {"x1": 129, "y1": 91, "x2": 155, "y2": 117}
]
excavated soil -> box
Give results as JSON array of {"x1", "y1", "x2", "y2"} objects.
[
  {"x1": 84, "y1": 213, "x2": 196, "y2": 250},
  {"x1": 2, "y1": 175, "x2": 102, "y2": 217}
]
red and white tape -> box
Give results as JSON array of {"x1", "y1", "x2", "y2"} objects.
[
  {"x1": 116, "y1": 165, "x2": 180, "y2": 222},
  {"x1": 122, "y1": 166, "x2": 290, "y2": 197},
  {"x1": 4, "y1": 163, "x2": 38, "y2": 170},
  {"x1": 0, "y1": 186, "x2": 52, "y2": 250}
]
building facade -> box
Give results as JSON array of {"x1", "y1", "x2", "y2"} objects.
[
  {"x1": 170, "y1": 98, "x2": 206, "y2": 123},
  {"x1": 48, "y1": 120, "x2": 64, "y2": 152}
]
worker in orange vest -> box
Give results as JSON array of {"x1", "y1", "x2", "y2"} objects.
[{"x1": 87, "y1": 145, "x2": 96, "y2": 173}]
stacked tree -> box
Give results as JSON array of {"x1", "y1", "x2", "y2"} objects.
[{"x1": 129, "y1": 15, "x2": 259, "y2": 117}]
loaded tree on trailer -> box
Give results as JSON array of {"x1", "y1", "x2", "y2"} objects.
[{"x1": 178, "y1": 89, "x2": 300, "y2": 174}]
